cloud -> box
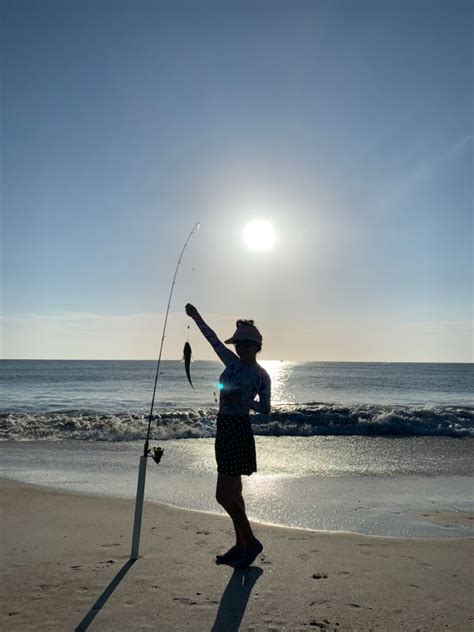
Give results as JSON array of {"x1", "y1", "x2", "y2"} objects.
[
  {"x1": 398, "y1": 320, "x2": 473, "y2": 335},
  {"x1": 0, "y1": 311, "x2": 236, "y2": 360},
  {"x1": 1, "y1": 312, "x2": 471, "y2": 361},
  {"x1": 410, "y1": 134, "x2": 473, "y2": 181},
  {"x1": 380, "y1": 133, "x2": 473, "y2": 209}
]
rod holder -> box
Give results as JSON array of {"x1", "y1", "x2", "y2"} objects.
[{"x1": 130, "y1": 455, "x2": 148, "y2": 560}]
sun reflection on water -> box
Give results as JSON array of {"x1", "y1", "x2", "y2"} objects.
[{"x1": 259, "y1": 360, "x2": 297, "y2": 404}]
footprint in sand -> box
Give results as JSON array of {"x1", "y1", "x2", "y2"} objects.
[
  {"x1": 100, "y1": 543, "x2": 120, "y2": 548},
  {"x1": 310, "y1": 599, "x2": 330, "y2": 606},
  {"x1": 31, "y1": 594, "x2": 48, "y2": 600},
  {"x1": 38, "y1": 584, "x2": 61, "y2": 591},
  {"x1": 312, "y1": 573, "x2": 328, "y2": 579},
  {"x1": 309, "y1": 618, "x2": 331, "y2": 629},
  {"x1": 94, "y1": 560, "x2": 116, "y2": 569},
  {"x1": 70, "y1": 565, "x2": 82, "y2": 570},
  {"x1": 172, "y1": 596, "x2": 215, "y2": 607},
  {"x1": 173, "y1": 597, "x2": 191, "y2": 604}
]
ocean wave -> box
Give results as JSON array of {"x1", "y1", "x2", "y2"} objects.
[{"x1": 0, "y1": 403, "x2": 473, "y2": 441}]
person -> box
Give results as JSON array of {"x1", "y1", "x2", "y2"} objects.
[{"x1": 185, "y1": 303, "x2": 271, "y2": 567}]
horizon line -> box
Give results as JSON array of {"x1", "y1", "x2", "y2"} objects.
[{"x1": 1, "y1": 358, "x2": 472, "y2": 364}]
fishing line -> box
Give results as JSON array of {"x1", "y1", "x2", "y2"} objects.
[
  {"x1": 143, "y1": 221, "x2": 200, "y2": 457},
  {"x1": 131, "y1": 221, "x2": 200, "y2": 560}
]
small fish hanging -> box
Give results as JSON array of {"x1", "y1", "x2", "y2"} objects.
[{"x1": 182, "y1": 341, "x2": 194, "y2": 389}]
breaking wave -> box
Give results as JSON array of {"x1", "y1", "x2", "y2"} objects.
[{"x1": 1, "y1": 403, "x2": 473, "y2": 441}]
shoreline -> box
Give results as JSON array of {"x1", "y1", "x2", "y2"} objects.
[
  {"x1": 2, "y1": 474, "x2": 474, "y2": 541},
  {"x1": 1, "y1": 478, "x2": 473, "y2": 631}
]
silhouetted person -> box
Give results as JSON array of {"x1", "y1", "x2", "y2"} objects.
[{"x1": 185, "y1": 304, "x2": 271, "y2": 566}]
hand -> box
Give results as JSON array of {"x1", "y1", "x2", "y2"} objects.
[{"x1": 185, "y1": 303, "x2": 199, "y2": 320}]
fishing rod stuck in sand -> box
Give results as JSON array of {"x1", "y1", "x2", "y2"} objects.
[{"x1": 131, "y1": 221, "x2": 200, "y2": 560}]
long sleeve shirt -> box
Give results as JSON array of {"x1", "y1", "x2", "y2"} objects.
[{"x1": 194, "y1": 315, "x2": 271, "y2": 417}]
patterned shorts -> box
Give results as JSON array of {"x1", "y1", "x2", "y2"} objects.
[{"x1": 215, "y1": 413, "x2": 257, "y2": 476}]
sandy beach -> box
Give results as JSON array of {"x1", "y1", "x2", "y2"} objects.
[{"x1": 1, "y1": 478, "x2": 472, "y2": 631}]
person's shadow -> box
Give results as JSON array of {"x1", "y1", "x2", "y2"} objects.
[
  {"x1": 75, "y1": 561, "x2": 262, "y2": 632},
  {"x1": 211, "y1": 566, "x2": 263, "y2": 632}
]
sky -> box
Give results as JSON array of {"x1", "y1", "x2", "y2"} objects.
[{"x1": 1, "y1": 0, "x2": 472, "y2": 362}]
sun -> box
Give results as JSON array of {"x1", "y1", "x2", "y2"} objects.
[{"x1": 243, "y1": 220, "x2": 276, "y2": 251}]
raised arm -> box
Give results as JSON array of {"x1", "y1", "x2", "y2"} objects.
[{"x1": 185, "y1": 304, "x2": 238, "y2": 367}]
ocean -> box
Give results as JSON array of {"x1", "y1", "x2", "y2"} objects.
[{"x1": 1, "y1": 360, "x2": 473, "y2": 537}]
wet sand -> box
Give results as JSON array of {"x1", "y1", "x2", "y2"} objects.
[
  {"x1": 416, "y1": 509, "x2": 474, "y2": 530},
  {"x1": 1, "y1": 478, "x2": 472, "y2": 631}
]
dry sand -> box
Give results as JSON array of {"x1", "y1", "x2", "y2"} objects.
[{"x1": 1, "y1": 478, "x2": 472, "y2": 631}]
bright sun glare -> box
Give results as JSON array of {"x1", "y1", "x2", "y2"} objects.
[{"x1": 243, "y1": 220, "x2": 276, "y2": 251}]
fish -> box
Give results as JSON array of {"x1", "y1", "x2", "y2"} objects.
[{"x1": 182, "y1": 341, "x2": 194, "y2": 389}]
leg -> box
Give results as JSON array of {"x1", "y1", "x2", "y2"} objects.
[
  {"x1": 231, "y1": 476, "x2": 247, "y2": 548},
  {"x1": 234, "y1": 476, "x2": 245, "y2": 512},
  {"x1": 216, "y1": 473, "x2": 257, "y2": 551}
]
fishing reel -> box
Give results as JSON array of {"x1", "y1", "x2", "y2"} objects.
[{"x1": 146, "y1": 446, "x2": 164, "y2": 465}]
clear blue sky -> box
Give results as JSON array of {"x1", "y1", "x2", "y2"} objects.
[{"x1": 1, "y1": 0, "x2": 472, "y2": 361}]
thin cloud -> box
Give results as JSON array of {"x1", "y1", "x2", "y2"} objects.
[
  {"x1": 398, "y1": 320, "x2": 473, "y2": 335},
  {"x1": 380, "y1": 133, "x2": 473, "y2": 209}
]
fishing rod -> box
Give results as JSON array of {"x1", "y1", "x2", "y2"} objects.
[
  {"x1": 143, "y1": 220, "x2": 200, "y2": 456},
  {"x1": 131, "y1": 220, "x2": 200, "y2": 560}
]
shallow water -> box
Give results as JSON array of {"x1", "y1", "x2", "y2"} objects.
[
  {"x1": 2, "y1": 360, "x2": 472, "y2": 536},
  {"x1": 1, "y1": 436, "x2": 472, "y2": 538}
]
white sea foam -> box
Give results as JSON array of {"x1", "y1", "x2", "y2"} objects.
[{"x1": 0, "y1": 403, "x2": 472, "y2": 441}]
